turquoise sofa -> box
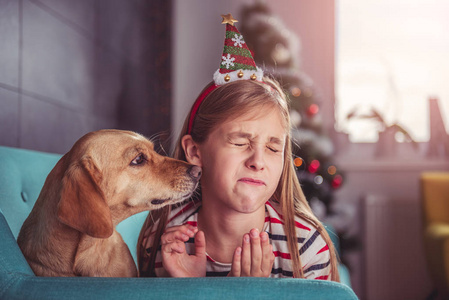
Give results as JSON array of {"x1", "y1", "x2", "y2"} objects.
[{"x1": 0, "y1": 145, "x2": 357, "y2": 300}]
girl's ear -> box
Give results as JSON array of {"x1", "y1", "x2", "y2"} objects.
[{"x1": 181, "y1": 135, "x2": 202, "y2": 166}]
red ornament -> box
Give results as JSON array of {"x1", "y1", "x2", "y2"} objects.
[
  {"x1": 308, "y1": 159, "x2": 320, "y2": 173},
  {"x1": 331, "y1": 175, "x2": 343, "y2": 189},
  {"x1": 307, "y1": 104, "x2": 319, "y2": 116}
]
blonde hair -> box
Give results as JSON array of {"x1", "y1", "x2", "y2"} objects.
[{"x1": 138, "y1": 77, "x2": 340, "y2": 281}]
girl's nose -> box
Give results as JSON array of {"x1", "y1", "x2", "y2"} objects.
[{"x1": 245, "y1": 146, "x2": 265, "y2": 171}]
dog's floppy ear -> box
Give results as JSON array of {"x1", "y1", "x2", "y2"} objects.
[{"x1": 57, "y1": 156, "x2": 113, "y2": 238}]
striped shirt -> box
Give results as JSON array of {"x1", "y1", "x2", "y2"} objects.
[{"x1": 145, "y1": 199, "x2": 331, "y2": 279}]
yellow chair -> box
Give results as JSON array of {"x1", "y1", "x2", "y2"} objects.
[{"x1": 421, "y1": 172, "x2": 449, "y2": 299}]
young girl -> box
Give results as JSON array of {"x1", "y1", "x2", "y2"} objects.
[{"x1": 137, "y1": 14, "x2": 339, "y2": 281}]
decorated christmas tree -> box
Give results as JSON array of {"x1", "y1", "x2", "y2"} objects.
[{"x1": 240, "y1": 3, "x2": 344, "y2": 220}]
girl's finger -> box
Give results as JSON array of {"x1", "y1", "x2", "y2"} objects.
[
  {"x1": 161, "y1": 240, "x2": 186, "y2": 254},
  {"x1": 228, "y1": 247, "x2": 242, "y2": 277},
  {"x1": 194, "y1": 230, "x2": 206, "y2": 257},
  {"x1": 161, "y1": 225, "x2": 197, "y2": 244},
  {"x1": 161, "y1": 231, "x2": 189, "y2": 244},
  {"x1": 260, "y1": 231, "x2": 274, "y2": 276},
  {"x1": 240, "y1": 233, "x2": 251, "y2": 276},
  {"x1": 164, "y1": 224, "x2": 197, "y2": 235},
  {"x1": 249, "y1": 228, "x2": 262, "y2": 275}
]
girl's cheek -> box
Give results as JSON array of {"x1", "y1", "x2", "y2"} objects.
[{"x1": 269, "y1": 155, "x2": 284, "y2": 167}]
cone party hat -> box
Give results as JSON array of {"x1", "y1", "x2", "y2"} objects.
[
  {"x1": 188, "y1": 14, "x2": 264, "y2": 134},
  {"x1": 213, "y1": 14, "x2": 263, "y2": 85}
]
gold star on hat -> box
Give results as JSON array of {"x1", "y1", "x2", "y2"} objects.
[{"x1": 221, "y1": 13, "x2": 238, "y2": 26}]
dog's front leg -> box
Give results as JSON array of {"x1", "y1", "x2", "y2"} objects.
[{"x1": 74, "y1": 232, "x2": 138, "y2": 277}]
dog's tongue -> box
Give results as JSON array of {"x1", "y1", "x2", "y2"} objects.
[{"x1": 151, "y1": 199, "x2": 166, "y2": 205}]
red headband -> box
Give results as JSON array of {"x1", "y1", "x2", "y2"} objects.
[
  {"x1": 187, "y1": 81, "x2": 277, "y2": 135},
  {"x1": 187, "y1": 84, "x2": 219, "y2": 134}
]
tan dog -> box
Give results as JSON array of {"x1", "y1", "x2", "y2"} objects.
[{"x1": 17, "y1": 129, "x2": 201, "y2": 277}]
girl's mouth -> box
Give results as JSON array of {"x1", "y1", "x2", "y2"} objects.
[{"x1": 238, "y1": 178, "x2": 266, "y2": 186}]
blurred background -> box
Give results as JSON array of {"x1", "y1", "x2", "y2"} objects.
[{"x1": 1, "y1": 0, "x2": 448, "y2": 299}]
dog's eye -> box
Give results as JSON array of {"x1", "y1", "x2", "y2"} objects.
[{"x1": 131, "y1": 154, "x2": 146, "y2": 166}]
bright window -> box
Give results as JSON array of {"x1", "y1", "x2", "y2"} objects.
[{"x1": 335, "y1": 0, "x2": 449, "y2": 142}]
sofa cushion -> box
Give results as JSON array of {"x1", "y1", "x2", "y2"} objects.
[{"x1": 0, "y1": 146, "x2": 61, "y2": 238}]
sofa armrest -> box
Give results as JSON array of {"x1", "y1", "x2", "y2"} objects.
[
  {"x1": 0, "y1": 211, "x2": 35, "y2": 276},
  {"x1": 4, "y1": 276, "x2": 358, "y2": 300}
]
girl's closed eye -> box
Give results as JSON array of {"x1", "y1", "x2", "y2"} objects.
[
  {"x1": 234, "y1": 142, "x2": 248, "y2": 147},
  {"x1": 267, "y1": 146, "x2": 280, "y2": 153},
  {"x1": 228, "y1": 138, "x2": 250, "y2": 147},
  {"x1": 267, "y1": 140, "x2": 284, "y2": 153}
]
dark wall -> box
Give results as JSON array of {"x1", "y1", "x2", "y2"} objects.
[{"x1": 0, "y1": 0, "x2": 171, "y2": 154}]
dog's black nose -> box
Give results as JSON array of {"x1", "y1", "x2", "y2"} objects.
[{"x1": 188, "y1": 165, "x2": 202, "y2": 180}]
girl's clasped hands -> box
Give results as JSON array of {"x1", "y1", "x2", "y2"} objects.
[{"x1": 161, "y1": 224, "x2": 274, "y2": 277}]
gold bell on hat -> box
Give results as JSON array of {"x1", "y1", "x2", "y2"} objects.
[
  {"x1": 224, "y1": 74, "x2": 231, "y2": 82},
  {"x1": 250, "y1": 74, "x2": 257, "y2": 80},
  {"x1": 237, "y1": 70, "x2": 244, "y2": 78}
]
